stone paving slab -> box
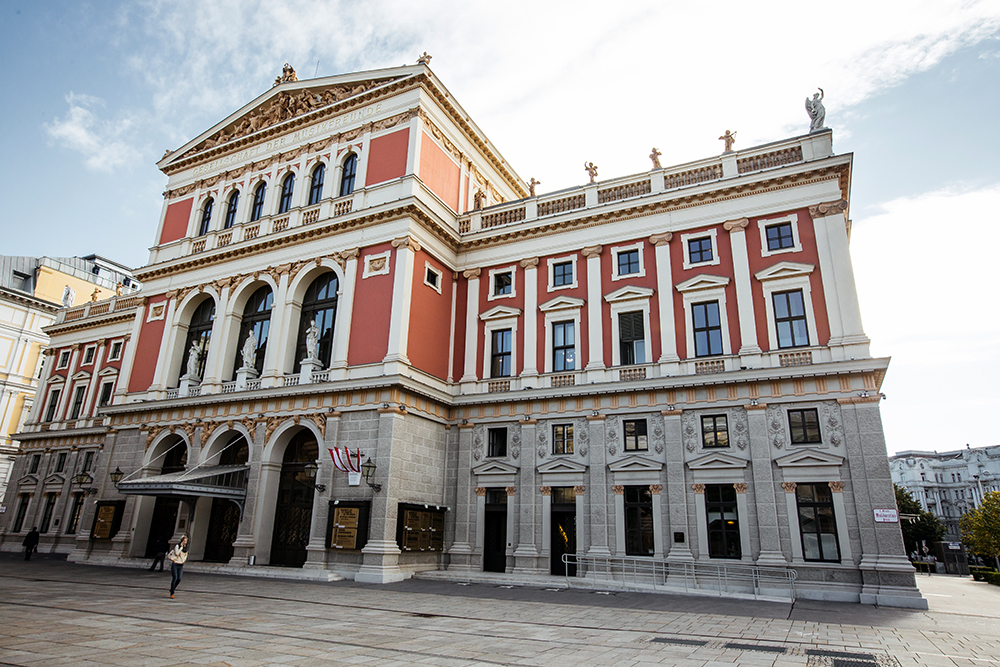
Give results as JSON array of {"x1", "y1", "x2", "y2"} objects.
[{"x1": 0, "y1": 556, "x2": 997, "y2": 666}]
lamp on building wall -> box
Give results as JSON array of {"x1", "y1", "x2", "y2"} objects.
[
  {"x1": 73, "y1": 472, "x2": 98, "y2": 495},
  {"x1": 301, "y1": 462, "x2": 326, "y2": 493},
  {"x1": 360, "y1": 457, "x2": 381, "y2": 492},
  {"x1": 109, "y1": 467, "x2": 124, "y2": 485}
]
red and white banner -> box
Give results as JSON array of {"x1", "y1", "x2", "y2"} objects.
[{"x1": 328, "y1": 447, "x2": 361, "y2": 473}]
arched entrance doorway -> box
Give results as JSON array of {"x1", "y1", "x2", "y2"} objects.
[
  {"x1": 203, "y1": 434, "x2": 249, "y2": 563},
  {"x1": 270, "y1": 429, "x2": 318, "y2": 567},
  {"x1": 143, "y1": 437, "x2": 187, "y2": 558}
]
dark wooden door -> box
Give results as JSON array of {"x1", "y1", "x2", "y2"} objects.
[
  {"x1": 483, "y1": 506, "x2": 507, "y2": 573},
  {"x1": 270, "y1": 431, "x2": 317, "y2": 567},
  {"x1": 551, "y1": 507, "x2": 577, "y2": 576},
  {"x1": 144, "y1": 498, "x2": 179, "y2": 558}
]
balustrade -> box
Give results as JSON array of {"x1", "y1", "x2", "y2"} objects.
[
  {"x1": 302, "y1": 207, "x2": 320, "y2": 224},
  {"x1": 695, "y1": 359, "x2": 726, "y2": 374},
  {"x1": 598, "y1": 179, "x2": 651, "y2": 204},
  {"x1": 664, "y1": 165, "x2": 723, "y2": 190},
  {"x1": 217, "y1": 231, "x2": 233, "y2": 247},
  {"x1": 537, "y1": 194, "x2": 585, "y2": 217},
  {"x1": 482, "y1": 207, "x2": 525, "y2": 229},
  {"x1": 333, "y1": 199, "x2": 353, "y2": 216},
  {"x1": 778, "y1": 350, "x2": 813, "y2": 367},
  {"x1": 737, "y1": 146, "x2": 803, "y2": 174},
  {"x1": 272, "y1": 216, "x2": 289, "y2": 232}
]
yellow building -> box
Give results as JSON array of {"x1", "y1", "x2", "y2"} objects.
[{"x1": 0, "y1": 255, "x2": 138, "y2": 503}]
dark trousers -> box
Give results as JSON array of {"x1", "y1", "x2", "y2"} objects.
[
  {"x1": 24, "y1": 548, "x2": 32, "y2": 561},
  {"x1": 170, "y1": 562, "x2": 183, "y2": 594},
  {"x1": 149, "y1": 552, "x2": 166, "y2": 571}
]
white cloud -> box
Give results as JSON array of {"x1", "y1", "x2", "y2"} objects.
[
  {"x1": 44, "y1": 93, "x2": 142, "y2": 172},
  {"x1": 852, "y1": 184, "x2": 1000, "y2": 453}
]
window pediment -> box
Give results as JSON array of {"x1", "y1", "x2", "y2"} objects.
[
  {"x1": 47, "y1": 375, "x2": 66, "y2": 385},
  {"x1": 537, "y1": 458, "x2": 588, "y2": 475},
  {"x1": 472, "y1": 459, "x2": 519, "y2": 476},
  {"x1": 675, "y1": 274, "x2": 730, "y2": 293},
  {"x1": 479, "y1": 305, "x2": 522, "y2": 321},
  {"x1": 775, "y1": 448, "x2": 844, "y2": 468},
  {"x1": 538, "y1": 296, "x2": 585, "y2": 312},
  {"x1": 98, "y1": 366, "x2": 120, "y2": 377},
  {"x1": 18, "y1": 474, "x2": 39, "y2": 486},
  {"x1": 71, "y1": 370, "x2": 92, "y2": 381},
  {"x1": 608, "y1": 455, "x2": 663, "y2": 473},
  {"x1": 687, "y1": 451, "x2": 749, "y2": 471},
  {"x1": 603, "y1": 285, "x2": 654, "y2": 303},
  {"x1": 43, "y1": 473, "x2": 66, "y2": 486},
  {"x1": 754, "y1": 261, "x2": 815, "y2": 282}
]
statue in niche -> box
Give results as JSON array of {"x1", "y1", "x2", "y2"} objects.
[
  {"x1": 241, "y1": 330, "x2": 258, "y2": 370},
  {"x1": 186, "y1": 341, "x2": 202, "y2": 378},
  {"x1": 305, "y1": 320, "x2": 320, "y2": 361},
  {"x1": 649, "y1": 147, "x2": 662, "y2": 169},
  {"x1": 805, "y1": 88, "x2": 826, "y2": 132},
  {"x1": 719, "y1": 130, "x2": 737, "y2": 153},
  {"x1": 584, "y1": 162, "x2": 598, "y2": 183},
  {"x1": 528, "y1": 178, "x2": 540, "y2": 197}
]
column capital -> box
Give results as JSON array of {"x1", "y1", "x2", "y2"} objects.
[
  {"x1": 475, "y1": 487, "x2": 487, "y2": 496},
  {"x1": 581, "y1": 245, "x2": 603, "y2": 259},
  {"x1": 733, "y1": 482, "x2": 748, "y2": 494},
  {"x1": 649, "y1": 484, "x2": 662, "y2": 495},
  {"x1": 828, "y1": 480, "x2": 845, "y2": 492},
  {"x1": 723, "y1": 217, "x2": 749, "y2": 233},
  {"x1": 391, "y1": 236, "x2": 421, "y2": 253},
  {"x1": 339, "y1": 247, "x2": 360, "y2": 261},
  {"x1": 540, "y1": 486, "x2": 551, "y2": 496},
  {"x1": 574, "y1": 485, "x2": 586, "y2": 496},
  {"x1": 649, "y1": 232, "x2": 673, "y2": 246},
  {"x1": 692, "y1": 483, "x2": 705, "y2": 494},
  {"x1": 612, "y1": 485, "x2": 625, "y2": 495},
  {"x1": 782, "y1": 482, "x2": 797, "y2": 493},
  {"x1": 505, "y1": 486, "x2": 516, "y2": 496},
  {"x1": 808, "y1": 198, "x2": 848, "y2": 218},
  {"x1": 463, "y1": 268, "x2": 481, "y2": 280},
  {"x1": 519, "y1": 257, "x2": 539, "y2": 269}
]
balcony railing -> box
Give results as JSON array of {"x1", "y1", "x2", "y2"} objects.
[
  {"x1": 778, "y1": 350, "x2": 813, "y2": 367},
  {"x1": 488, "y1": 380, "x2": 510, "y2": 393},
  {"x1": 551, "y1": 373, "x2": 576, "y2": 388},
  {"x1": 695, "y1": 359, "x2": 726, "y2": 375},
  {"x1": 619, "y1": 367, "x2": 647, "y2": 382},
  {"x1": 58, "y1": 293, "x2": 144, "y2": 324}
]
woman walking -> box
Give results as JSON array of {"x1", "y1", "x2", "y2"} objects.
[{"x1": 166, "y1": 536, "x2": 188, "y2": 599}]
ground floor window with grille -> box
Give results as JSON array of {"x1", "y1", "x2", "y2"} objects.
[
  {"x1": 796, "y1": 483, "x2": 840, "y2": 562},
  {"x1": 706, "y1": 484, "x2": 741, "y2": 558},
  {"x1": 66, "y1": 492, "x2": 85, "y2": 534},
  {"x1": 624, "y1": 486, "x2": 654, "y2": 556}
]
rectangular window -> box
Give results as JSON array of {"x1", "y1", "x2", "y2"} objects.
[
  {"x1": 957, "y1": 473, "x2": 962, "y2": 482},
  {"x1": 57, "y1": 351, "x2": 71, "y2": 368},
  {"x1": 618, "y1": 311, "x2": 646, "y2": 365},
  {"x1": 796, "y1": 483, "x2": 840, "y2": 562},
  {"x1": 788, "y1": 409, "x2": 821, "y2": 444},
  {"x1": 66, "y1": 493, "x2": 85, "y2": 534},
  {"x1": 617, "y1": 249, "x2": 640, "y2": 276},
  {"x1": 55, "y1": 452, "x2": 67, "y2": 473},
  {"x1": 624, "y1": 486, "x2": 654, "y2": 556},
  {"x1": 44, "y1": 389, "x2": 61, "y2": 421},
  {"x1": 701, "y1": 415, "x2": 729, "y2": 448},
  {"x1": 109, "y1": 341, "x2": 123, "y2": 360},
  {"x1": 692, "y1": 301, "x2": 723, "y2": 357},
  {"x1": 29, "y1": 454, "x2": 40, "y2": 474},
  {"x1": 623, "y1": 419, "x2": 648, "y2": 451},
  {"x1": 553, "y1": 261, "x2": 573, "y2": 287},
  {"x1": 766, "y1": 222, "x2": 795, "y2": 251},
  {"x1": 39, "y1": 493, "x2": 57, "y2": 533},
  {"x1": 688, "y1": 237, "x2": 714, "y2": 264},
  {"x1": 12, "y1": 494, "x2": 30, "y2": 533},
  {"x1": 487, "y1": 428, "x2": 507, "y2": 458},
  {"x1": 552, "y1": 321, "x2": 575, "y2": 371},
  {"x1": 69, "y1": 385, "x2": 87, "y2": 420},
  {"x1": 490, "y1": 329, "x2": 512, "y2": 378},
  {"x1": 553, "y1": 424, "x2": 574, "y2": 455},
  {"x1": 424, "y1": 266, "x2": 440, "y2": 290},
  {"x1": 83, "y1": 347, "x2": 96, "y2": 365},
  {"x1": 493, "y1": 271, "x2": 512, "y2": 296},
  {"x1": 773, "y1": 290, "x2": 809, "y2": 348},
  {"x1": 98, "y1": 382, "x2": 114, "y2": 408},
  {"x1": 82, "y1": 450, "x2": 94, "y2": 473},
  {"x1": 706, "y1": 484, "x2": 741, "y2": 559}
]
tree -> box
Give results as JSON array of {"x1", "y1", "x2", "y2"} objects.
[
  {"x1": 894, "y1": 484, "x2": 945, "y2": 556},
  {"x1": 960, "y1": 491, "x2": 1000, "y2": 570}
]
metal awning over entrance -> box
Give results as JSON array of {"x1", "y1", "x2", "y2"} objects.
[{"x1": 117, "y1": 465, "x2": 249, "y2": 515}]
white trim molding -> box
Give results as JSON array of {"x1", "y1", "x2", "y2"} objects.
[
  {"x1": 675, "y1": 274, "x2": 732, "y2": 359},
  {"x1": 754, "y1": 261, "x2": 819, "y2": 351},
  {"x1": 758, "y1": 213, "x2": 803, "y2": 258},
  {"x1": 487, "y1": 264, "x2": 518, "y2": 301},
  {"x1": 479, "y1": 305, "x2": 521, "y2": 379},
  {"x1": 610, "y1": 241, "x2": 646, "y2": 281},
  {"x1": 604, "y1": 285, "x2": 654, "y2": 367},
  {"x1": 681, "y1": 228, "x2": 721, "y2": 270},
  {"x1": 546, "y1": 253, "x2": 579, "y2": 292},
  {"x1": 539, "y1": 296, "x2": 584, "y2": 374}
]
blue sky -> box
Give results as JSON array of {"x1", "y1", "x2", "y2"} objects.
[{"x1": 1, "y1": 0, "x2": 999, "y2": 454}]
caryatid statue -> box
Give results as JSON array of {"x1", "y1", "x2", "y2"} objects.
[
  {"x1": 805, "y1": 88, "x2": 826, "y2": 132},
  {"x1": 305, "y1": 319, "x2": 320, "y2": 361},
  {"x1": 240, "y1": 330, "x2": 258, "y2": 370}
]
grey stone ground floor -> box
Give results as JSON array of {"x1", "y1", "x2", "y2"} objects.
[{"x1": 0, "y1": 554, "x2": 996, "y2": 667}]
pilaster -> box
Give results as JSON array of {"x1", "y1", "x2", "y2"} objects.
[{"x1": 582, "y1": 246, "x2": 605, "y2": 377}]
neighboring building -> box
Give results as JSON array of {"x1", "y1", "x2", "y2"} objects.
[
  {"x1": 0, "y1": 62, "x2": 924, "y2": 608},
  {"x1": 0, "y1": 255, "x2": 139, "y2": 504},
  {"x1": 890, "y1": 446, "x2": 1000, "y2": 540}
]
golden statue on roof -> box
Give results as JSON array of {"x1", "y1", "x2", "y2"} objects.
[{"x1": 274, "y1": 63, "x2": 298, "y2": 86}]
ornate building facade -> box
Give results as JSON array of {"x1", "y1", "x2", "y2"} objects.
[{"x1": 0, "y1": 63, "x2": 923, "y2": 607}]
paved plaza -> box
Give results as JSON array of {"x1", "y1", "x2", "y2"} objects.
[{"x1": 1, "y1": 554, "x2": 998, "y2": 667}]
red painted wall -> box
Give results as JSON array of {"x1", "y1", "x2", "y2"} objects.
[
  {"x1": 747, "y1": 208, "x2": 830, "y2": 349},
  {"x1": 159, "y1": 199, "x2": 193, "y2": 245},
  {"x1": 347, "y1": 243, "x2": 394, "y2": 365},
  {"x1": 536, "y1": 253, "x2": 589, "y2": 371},
  {"x1": 128, "y1": 299, "x2": 167, "y2": 392},
  {"x1": 600, "y1": 242, "x2": 661, "y2": 364},
  {"x1": 671, "y1": 226, "x2": 740, "y2": 358},
  {"x1": 406, "y1": 251, "x2": 453, "y2": 380},
  {"x1": 419, "y1": 132, "x2": 461, "y2": 212},
  {"x1": 365, "y1": 129, "x2": 409, "y2": 187},
  {"x1": 475, "y1": 264, "x2": 525, "y2": 379}
]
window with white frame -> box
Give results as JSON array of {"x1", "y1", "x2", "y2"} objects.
[
  {"x1": 491, "y1": 329, "x2": 512, "y2": 378},
  {"x1": 547, "y1": 254, "x2": 578, "y2": 291},
  {"x1": 754, "y1": 261, "x2": 819, "y2": 352},
  {"x1": 757, "y1": 213, "x2": 803, "y2": 258},
  {"x1": 488, "y1": 265, "x2": 517, "y2": 300},
  {"x1": 57, "y1": 351, "x2": 71, "y2": 369},
  {"x1": 108, "y1": 340, "x2": 123, "y2": 361},
  {"x1": 623, "y1": 419, "x2": 648, "y2": 451},
  {"x1": 44, "y1": 388, "x2": 61, "y2": 422},
  {"x1": 539, "y1": 297, "x2": 583, "y2": 375},
  {"x1": 611, "y1": 242, "x2": 645, "y2": 280},
  {"x1": 553, "y1": 423, "x2": 574, "y2": 454},
  {"x1": 69, "y1": 384, "x2": 87, "y2": 420},
  {"x1": 675, "y1": 275, "x2": 732, "y2": 360},
  {"x1": 551, "y1": 320, "x2": 576, "y2": 371},
  {"x1": 681, "y1": 228, "x2": 721, "y2": 270},
  {"x1": 480, "y1": 307, "x2": 520, "y2": 381},
  {"x1": 604, "y1": 286, "x2": 654, "y2": 367},
  {"x1": 82, "y1": 345, "x2": 96, "y2": 365},
  {"x1": 98, "y1": 381, "x2": 115, "y2": 408},
  {"x1": 424, "y1": 263, "x2": 442, "y2": 293},
  {"x1": 692, "y1": 301, "x2": 724, "y2": 357}
]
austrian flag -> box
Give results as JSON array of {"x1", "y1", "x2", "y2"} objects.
[{"x1": 329, "y1": 447, "x2": 361, "y2": 473}]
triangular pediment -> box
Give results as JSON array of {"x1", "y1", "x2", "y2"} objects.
[
  {"x1": 608, "y1": 455, "x2": 663, "y2": 473},
  {"x1": 675, "y1": 274, "x2": 730, "y2": 293},
  {"x1": 71, "y1": 370, "x2": 92, "y2": 381},
  {"x1": 604, "y1": 285, "x2": 654, "y2": 303},
  {"x1": 160, "y1": 66, "x2": 420, "y2": 168},
  {"x1": 47, "y1": 375, "x2": 66, "y2": 385},
  {"x1": 17, "y1": 474, "x2": 39, "y2": 486},
  {"x1": 98, "y1": 366, "x2": 120, "y2": 377},
  {"x1": 43, "y1": 473, "x2": 66, "y2": 486},
  {"x1": 479, "y1": 305, "x2": 522, "y2": 321},
  {"x1": 687, "y1": 451, "x2": 749, "y2": 471},
  {"x1": 539, "y1": 296, "x2": 585, "y2": 312},
  {"x1": 537, "y1": 458, "x2": 588, "y2": 474},
  {"x1": 754, "y1": 261, "x2": 815, "y2": 282},
  {"x1": 472, "y1": 459, "x2": 520, "y2": 476},
  {"x1": 775, "y1": 448, "x2": 844, "y2": 468}
]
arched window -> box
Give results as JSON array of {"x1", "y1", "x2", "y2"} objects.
[
  {"x1": 233, "y1": 286, "x2": 273, "y2": 378},
  {"x1": 180, "y1": 298, "x2": 215, "y2": 381},
  {"x1": 278, "y1": 173, "x2": 295, "y2": 214},
  {"x1": 250, "y1": 183, "x2": 267, "y2": 222},
  {"x1": 295, "y1": 273, "x2": 338, "y2": 368},
  {"x1": 217, "y1": 433, "x2": 249, "y2": 466},
  {"x1": 339, "y1": 154, "x2": 357, "y2": 197},
  {"x1": 308, "y1": 164, "x2": 325, "y2": 206},
  {"x1": 161, "y1": 440, "x2": 188, "y2": 474},
  {"x1": 224, "y1": 190, "x2": 240, "y2": 229},
  {"x1": 198, "y1": 198, "x2": 214, "y2": 236}
]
